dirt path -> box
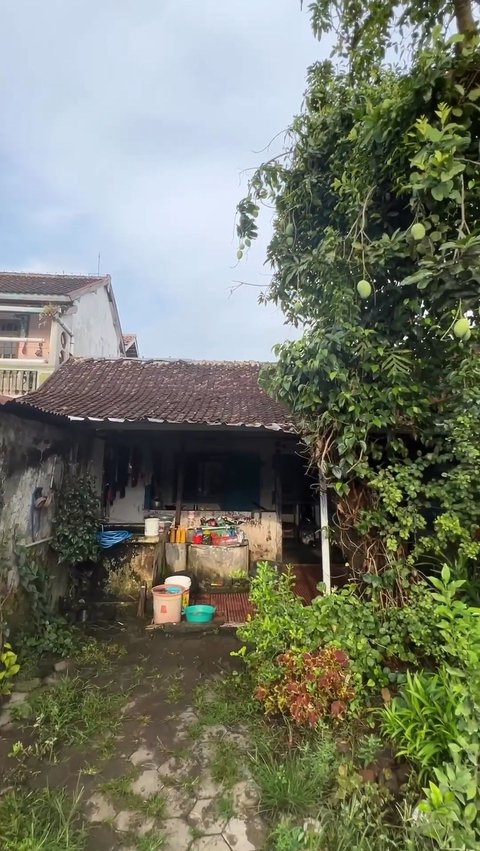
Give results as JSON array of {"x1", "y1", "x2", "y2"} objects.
[{"x1": 0, "y1": 627, "x2": 267, "y2": 851}]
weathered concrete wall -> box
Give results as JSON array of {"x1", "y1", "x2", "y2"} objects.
[
  {"x1": 0, "y1": 411, "x2": 97, "y2": 594},
  {"x1": 72, "y1": 287, "x2": 122, "y2": 358},
  {"x1": 188, "y1": 543, "x2": 249, "y2": 586}
]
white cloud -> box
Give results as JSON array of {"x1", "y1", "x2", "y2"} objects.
[{"x1": 0, "y1": 0, "x2": 329, "y2": 358}]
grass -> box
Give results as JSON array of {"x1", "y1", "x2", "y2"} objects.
[
  {"x1": 0, "y1": 786, "x2": 86, "y2": 851},
  {"x1": 10, "y1": 674, "x2": 127, "y2": 761},
  {"x1": 189, "y1": 826, "x2": 205, "y2": 841},
  {"x1": 210, "y1": 736, "x2": 244, "y2": 788},
  {"x1": 250, "y1": 730, "x2": 338, "y2": 817},
  {"x1": 165, "y1": 674, "x2": 185, "y2": 704},
  {"x1": 193, "y1": 671, "x2": 259, "y2": 729},
  {"x1": 74, "y1": 638, "x2": 127, "y2": 668},
  {"x1": 216, "y1": 792, "x2": 235, "y2": 821},
  {"x1": 100, "y1": 770, "x2": 166, "y2": 819},
  {"x1": 127, "y1": 831, "x2": 166, "y2": 851}
]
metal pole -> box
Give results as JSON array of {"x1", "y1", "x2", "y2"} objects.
[{"x1": 319, "y1": 467, "x2": 331, "y2": 593}]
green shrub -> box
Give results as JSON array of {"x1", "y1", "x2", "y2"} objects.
[
  {"x1": 239, "y1": 561, "x2": 480, "y2": 711},
  {"x1": 53, "y1": 473, "x2": 99, "y2": 565},
  {"x1": 419, "y1": 761, "x2": 480, "y2": 849},
  {"x1": 0, "y1": 642, "x2": 20, "y2": 695},
  {"x1": 237, "y1": 563, "x2": 310, "y2": 685},
  {"x1": 16, "y1": 617, "x2": 78, "y2": 663},
  {"x1": 382, "y1": 668, "x2": 465, "y2": 779}
]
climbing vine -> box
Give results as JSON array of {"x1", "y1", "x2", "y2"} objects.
[
  {"x1": 53, "y1": 473, "x2": 99, "y2": 565},
  {"x1": 237, "y1": 1, "x2": 480, "y2": 588}
]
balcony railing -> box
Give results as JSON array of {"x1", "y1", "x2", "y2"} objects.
[{"x1": 0, "y1": 365, "x2": 54, "y2": 398}]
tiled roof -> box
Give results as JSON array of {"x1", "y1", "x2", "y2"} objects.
[
  {"x1": 0, "y1": 272, "x2": 110, "y2": 298},
  {"x1": 13, "y1": 358, "x2": 296, "y2": 432},
  {"x1": 122, "y1": 334, "x2": 137, "y2": 349},
  {"x1": 122, "y1": 334, "x2": 139, "y2": 356}
]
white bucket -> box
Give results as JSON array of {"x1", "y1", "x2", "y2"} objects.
[
  {"x1": 144, "y1": 517, "x2": 160, "y2": 538},
  {"x1": 165, "y1": 574, "x2": 191, "y2": 609}
]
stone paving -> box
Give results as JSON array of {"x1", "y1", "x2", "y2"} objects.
[
  {"x1": 0, "y1": 632, "x2": 267, "y2": 850},
  {"x1": 84, "y1": 706, "x2": 267, "y2": 850}
]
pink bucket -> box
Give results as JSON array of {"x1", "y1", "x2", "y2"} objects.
[{"x1": 152, "y1": 584, "x2": 182, "y2": 624}]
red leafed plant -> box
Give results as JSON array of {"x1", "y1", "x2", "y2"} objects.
[{"x1": 254, "y1": 647, "x2": 354, "y2": 727}]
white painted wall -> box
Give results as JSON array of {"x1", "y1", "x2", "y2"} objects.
[{"x1": 71, "y1": 286, "x2": 122, "y2": 358}]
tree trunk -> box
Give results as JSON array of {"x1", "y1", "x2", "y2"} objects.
[{"x1": 454, "y1": 0, "x2": 477, "y2": 38}]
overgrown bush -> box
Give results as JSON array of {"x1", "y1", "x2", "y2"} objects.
[
  {"x1": 239, "y1": 562, "x2": 480, "y2": 711},
  {"x1": 254, "y1": 647, "x2": 354, "y2": 726},
  {"x1": 15, "y1": 547, "x2": 78, "y2": 664}
]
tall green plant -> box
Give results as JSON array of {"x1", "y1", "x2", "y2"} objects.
[
  {"x1": 53, "y1": 473, "x2": 99, "y2": 565},
  {"x1": 237, "y1": 2, "x2": 480, "y2": 583}
]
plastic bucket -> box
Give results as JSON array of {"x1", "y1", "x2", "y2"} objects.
[
  {"x1": 152, "y1": 584, "x2": 182, "y2": 624},
  {"x1": 184, "y1": 604, "x2": 216, "y2": 623},
  {"x1": 145, "y1": 517, "x2": 160, "y2": 538},
  {"x1": 165, "y1": 575, "x2": 191, "y2": 609}
]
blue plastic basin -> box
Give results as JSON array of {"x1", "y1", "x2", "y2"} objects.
[{"x1": 184, "y1": 604, "x2": 216, "y2": 623}]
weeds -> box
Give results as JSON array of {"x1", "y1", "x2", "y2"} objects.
[
  {"x1": 100, "y1": 770, "x2": 166, "y2": 819},
  {"x1": 165, "y1": 673, "x2": 185, "y2": 704},
  {"x1": 74, "y1": 638, "x2": 127, "y2": 668},
  {"x1": 131, "y1": 833, "x2": 166, "y2": 851},
  {"x1": 356, "y1": 733, "x2": 384, "y2": 768},
  {"x1": 251, "y1": 730, "x2": 338, "y2": 816},
  {"x1": 193, "y1": 671, "x2": 258, "y2": 728},
  {"x1": 189, "y1": 826, "x2": 204, "y2": 841},
  {"x1": 0, "y1": 786, "x2": 86, "y2": 851},
  {"x1": 10, "y1": 675, "x2": 127, "y2": 761},
  {"x1": 216, "y1": 792, "x2": 235, "y2": 820},
  {"x1": 210, "y1": 736, "x2": 244, "y2": 787}
]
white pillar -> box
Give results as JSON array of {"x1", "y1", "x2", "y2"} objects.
[{"x1": 319, "y1": 467, "x2": 331, "y2": 593}]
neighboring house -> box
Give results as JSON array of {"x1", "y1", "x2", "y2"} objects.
[
  {"x1": 123, "y1": 334, "x2": 139, "y2": 357},
  {"x1": 7, "y1": 358, "x2": 320, "y2": 565},
  {"x1": 0, "y1": 272, "x2": 126, "y2": 397}
]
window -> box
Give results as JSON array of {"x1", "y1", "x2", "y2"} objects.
[
  {"x1": 183, "y1": 453, "x2": 260, "y2": 509},
  {"x1": 0, "y1": 320, "x2": 20, "y2": 359}
]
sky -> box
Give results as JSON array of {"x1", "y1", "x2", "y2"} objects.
[{"x1": 0, "y1": 1, "x2": 328, "y2": 360}]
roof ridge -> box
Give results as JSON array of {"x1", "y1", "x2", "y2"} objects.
[
  {"x1": 63, "y1": 356, "x2": 273, "y2": 365},
  {"x1": 0, "y1": 271, "x2": 107, "y2": 279}
]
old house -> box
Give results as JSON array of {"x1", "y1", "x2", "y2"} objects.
[
  {"x1": 4, "y1": 358, "x2": 321, "y2": 573},
  {"x1": 0, "y1": 272, "x2": 127, "y2": 397}
]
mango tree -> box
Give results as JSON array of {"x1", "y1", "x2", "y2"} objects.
[{"x1": 238, "y1": 0, "x2": 480, "y2": 594}]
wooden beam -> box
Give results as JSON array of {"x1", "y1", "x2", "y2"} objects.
[{"x1": 174, "y1": 447, "x2": 185, "y2": 529}]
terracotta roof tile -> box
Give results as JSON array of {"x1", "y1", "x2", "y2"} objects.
[
  {"x1": 122, "y1": 334, "x2": 139, "y2": 356},
  {"x1": 122, "y1": 334, "x2": 137, "y2": 348},
  {"x1": 0, "y1": 272, "x2": 109, "y2": 298},
  {"x1": 13, "y1": 358, "x2": 295, "y2": 432}
]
